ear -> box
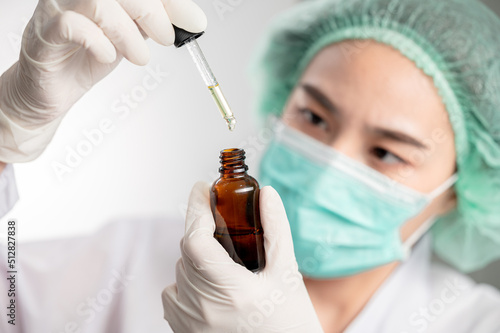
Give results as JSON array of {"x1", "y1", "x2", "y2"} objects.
[{"x1": 437, "y1": 189, "x2": 457, "y2": 216}]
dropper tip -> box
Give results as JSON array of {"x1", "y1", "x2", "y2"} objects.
[{"x1": 226, "y1": 117, "x2": 237, "y2": 131}]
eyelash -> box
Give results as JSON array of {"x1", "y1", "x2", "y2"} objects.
[
  {"x1": 298, "y1": 107, "x2": 408, "y2": 166},
  {"x1": 299, "y1": 108, "x2": 328, "y2": 129},
  {"x1": 371, "y1": 147, "x2": 407, "y2": 165}
]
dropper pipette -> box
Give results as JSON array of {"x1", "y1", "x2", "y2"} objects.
[{"x1": 173, "y1": 26, "x2": 236, "y2": 131}]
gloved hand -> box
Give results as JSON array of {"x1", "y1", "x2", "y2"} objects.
[
  {"x1": 0, "y1": 0, "x2": 207, "y2": 163},
  {"x1": 162, "y1": 182, "x2": 324, "y2": 333}
]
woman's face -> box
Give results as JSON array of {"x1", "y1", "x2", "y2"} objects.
[{"x1": 282, "y1": 40, "x2": 457, "y2": 241}]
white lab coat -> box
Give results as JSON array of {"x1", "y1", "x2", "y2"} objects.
[{"x1": 1, "y1": 166, "x2": 499, "y2": 333}]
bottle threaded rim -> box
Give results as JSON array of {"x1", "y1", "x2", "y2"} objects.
[{"x1": 219, "y1": 148, "x2": 248, "y2": 174}]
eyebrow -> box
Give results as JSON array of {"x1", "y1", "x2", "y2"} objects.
[
  {"x1": 301, "y1": 83, "x2": 428, "y2": 150},
  {"x1": 374, "y1": 128, "x2": 428, "y2": 149},
  {"x1": 301, "y1": 84, "x2": 338, "y2": 114}
]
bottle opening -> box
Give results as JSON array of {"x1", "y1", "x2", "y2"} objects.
[
  {"x1": 219, "y1": 148, "x2": 248, "y2": 174},
  {"x1": 221, "y1": 148, "x2": 242, "y2": 153}
]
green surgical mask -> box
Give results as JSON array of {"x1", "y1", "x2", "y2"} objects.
[{"x1": 259, "y1": 122, "x2": 457, "y2": 279}]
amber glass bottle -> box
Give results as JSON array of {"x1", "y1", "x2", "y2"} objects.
[{"x1": 210, "y1": 148, "x2": 266, "y2": 272}]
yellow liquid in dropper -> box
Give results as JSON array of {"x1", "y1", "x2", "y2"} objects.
[{"x1": 209, "y1": 84, "x2": 236, "y2": 131}]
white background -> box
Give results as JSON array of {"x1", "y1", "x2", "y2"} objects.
[{"x1": 0, "y1": 0, "x2": 499, "y2": 287}]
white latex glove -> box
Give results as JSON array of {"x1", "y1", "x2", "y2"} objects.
[
  {"x1": 162, "y1": 182, "x2": 324, "y2": 333},
  {"x1": 0, "y1": 0, "x2": 207, "y2": 163}
]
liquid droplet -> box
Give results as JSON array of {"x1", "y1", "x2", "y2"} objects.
[{"x1": 226, "y1": 117, "x2": 237, "y2": 131}]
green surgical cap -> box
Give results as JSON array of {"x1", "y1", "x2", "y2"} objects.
[{"x1": 252, "y1": 0, "x2": 500, "y2": 272}]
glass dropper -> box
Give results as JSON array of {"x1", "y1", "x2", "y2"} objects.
[{"x1": 173, "y1": 26, "x2": 236, "y2": 131}]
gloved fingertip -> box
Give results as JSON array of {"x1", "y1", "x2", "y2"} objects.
[
  {"x1": 188, "y1": 10, "x2": 208, "y2": 33},
  {"x1": 141, "y1": 19, "x2": 175, "y2": 46},
  {"x1": 185, "y1": 181, "x2": 212, "y2": 234},
  {"x1": 186, "y1": 212, "x2": 215, "y2": 238},
  {"x1": 259, "y1": 186, "x2": 288, "y2": 238},
  {"x1": 260, "y1": 185, "x2": 280, "y2": 200},
  {"x1": 183, "y1": 214, "x2": 218, "y2": 253},
  {"x1": 157, "y1": 25, "x2": 176, "y2": 46},
  {"x1": 193, "y1": 181, "x2": 210, "y2": 194},
  {"x1": 95, "y1": 41, "x2": 117, "y2": 64},
  {"x1": 260, "y1": 186, "x2": 285, "y2": 214},
  {"x1": 131, "y1": 46, "x2": 151, "y2": 66},
  {"x1": 118, "y1": 36, "x2": 150, "y2": 66},
  {"x1": 259, "y1": 186, "x2": 298, "y2": 268},
  {"x1": 190, "y1": 1, "x2": 208, "y2": 32},
  {"x1": 166, "y1": 0, "x2": 208, "y2": 33}
]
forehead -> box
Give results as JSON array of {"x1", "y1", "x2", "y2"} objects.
[{"x1": 299, "y1": 40, "x2": 451, "y2": 134}]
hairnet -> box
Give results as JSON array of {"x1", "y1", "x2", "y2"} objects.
[{"x1": 252, "y1": 0, "x2": 500, "y2": 272}]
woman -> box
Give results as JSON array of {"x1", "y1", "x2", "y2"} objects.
[{"x1": 162, "y1": 0, "x2": 500, "y2": 332}]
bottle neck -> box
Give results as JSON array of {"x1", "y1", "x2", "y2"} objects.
[{"x1": 219, "y1": 148, "x2": 248, "y2": 177}]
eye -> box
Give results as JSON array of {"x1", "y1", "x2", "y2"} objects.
[
  {"x1": 300, "y1": 108, "x2": 328, "y2": 130},
  {"x1": 372, "y1": 147, "x2": 406, "y2": 165}
]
